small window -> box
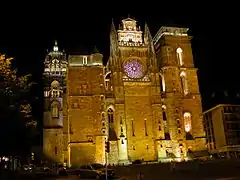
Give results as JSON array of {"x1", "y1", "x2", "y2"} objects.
[
  {"x1": 55, "y1": 147, "x2": 57, "y2": 155},
  {"x1": 52, "y1": 103, "x2": 59, "y2": 118},
  {"x1": 83, "y1": 56, "x2": 88, "y2": 65}
]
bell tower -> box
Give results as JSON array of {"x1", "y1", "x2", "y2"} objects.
[
  {"x1": 153, "y1": 27, "x2": 206, "y2": 160},
  {"x1": 43, "y1": 41, "x2": 68, "y2": 163},
  {"x1": 106, "y1": 18, "x2": 161, "y2": 163}
]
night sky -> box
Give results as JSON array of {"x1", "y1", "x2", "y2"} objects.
[{"x1": 0, "y1": 7, "x2": 239, "y2": 116}]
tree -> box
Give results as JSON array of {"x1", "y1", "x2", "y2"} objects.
[{"x1": 0, "y1": 54, "x2": 37, "y2": 156}]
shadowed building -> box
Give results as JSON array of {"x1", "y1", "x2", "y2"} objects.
[
  {"x1": 43, "y1": 18, "x2": 206, "y2": 167},
  {"x1": 203, "y1": 104, "x2": 240, "y2": 158}
]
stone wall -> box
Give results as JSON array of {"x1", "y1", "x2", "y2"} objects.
[
  {"x1": 43, "y1": 129, "x2": 63, "y2": 163},
  {"x1": 70, "y1": 143, "x2": 95, "y2": 167},
  {"x1": 124, "y1": 85, "x2": 157, "y2": 161},
  {"x1": 108, "y1": 141, "x2": 119, "y2": 165}
]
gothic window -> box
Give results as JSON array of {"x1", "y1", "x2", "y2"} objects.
[
  {"x1": 162, "y1": 105, "x2": 167, "y2": 121},
  {"x1": 105, "y1": 72, "x2": 112, "y2": 91},
  {"x1": 184, "y1": 112, "x2": 192, "y2": 132},
  {"x1": 176, "y1": 47, "x2": 183, "y2": 66},
  {"x1": 108, "y1": 108, "x2": 114, "y2": 128},
  {"x1": 159, "y1": 73, "x2": 166, "y2": 92},
  {"x1": 180, "y1": 71, "x2": 188, "y2": 95},
  {"x1": 52, "y1": 103, "x2": 59, "y2": 118}
]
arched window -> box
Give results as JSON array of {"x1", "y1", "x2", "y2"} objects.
[
  {"x1": 162, "y1": 105, "x2": 170, "y2": 140},
  {"x1": 159, "y1": 73, "x2": 166, "y2": 92},
  {"x1": 52, "y1": 103, "x2": 59, "y2": 118},
  {"x1": 162, "y1": 105, "x2": 167, "y2": 121},
  {"x1": 107, "y1": 108, "x2": 114, "y2": 128},
  {"x1": 184, "y1": 112, "x2": 192, "y2": 132},
  {"x1": 180, "y1": 71, "x2": 188, "y2": 95},
  {"x1": 105, "y1": 72, "x2": 112, "y2": 91},
  {"x1": 176, "y1": 47, "x2": 183, "y2": 66}
]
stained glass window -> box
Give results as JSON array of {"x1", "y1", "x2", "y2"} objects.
[{"x1": 123, "y1": 59, "x2": 144, "y2": 79}]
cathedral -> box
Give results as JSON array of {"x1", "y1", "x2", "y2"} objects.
[{"x1": 43, "y1": 18, "x2": 206, "y2": 167}]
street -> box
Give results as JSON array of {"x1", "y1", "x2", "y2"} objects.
[{"x1": 2, "y1": 160, "x2": 240, "y2": 180}]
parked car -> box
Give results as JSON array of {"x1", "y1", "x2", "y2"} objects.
[{"x1": 76, "y1": 163, "x2": 115, "y2": 179}]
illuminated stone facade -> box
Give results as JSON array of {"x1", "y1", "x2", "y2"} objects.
[{"x1": 43, "y1": 18, "x2": 206, "y2": 166}]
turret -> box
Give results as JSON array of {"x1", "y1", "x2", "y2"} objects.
[{"x1": 43, "y1": 41, "x2": 67, "y2": 128}]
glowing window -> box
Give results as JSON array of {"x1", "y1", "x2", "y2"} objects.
[
  {"x1": 184, "y1": 112, "x2": 192, "y2": 132},
  {"x1": 123, "y1": 59, "x2": 144, "y2": 79},
  {"x1": 159, "y1": 74, "x2": 166, "y2": 92},
  {"x1": 176, "y1": 47, "x2": 183, "y2": 66},
  {"x1": 180, "y1": 71, "x2": 188, "y2": 95}
]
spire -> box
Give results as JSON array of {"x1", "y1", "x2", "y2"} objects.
[
  {"x1": 53, "y1": 40, "x2": 59, "y2": 52},
  {"x1": 144, "y1": 23, "x2": 157, "y2": 71},
  {"x1": 110, "y1": 19, "x2": 118, "y2": 55},
  {"x1": 110, "y1": 18, "x2": 116, "y2": 34},
  {"x1": 144, "y1": 22, "x2": 153, "y2": 44}
]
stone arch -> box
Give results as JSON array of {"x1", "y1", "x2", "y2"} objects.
[
  {"x1": 106, "y1": 104, "x2": 115, "y2": 112},
  {"x1": 105, "y1": 71, "x2": 111, "y2": 80}
]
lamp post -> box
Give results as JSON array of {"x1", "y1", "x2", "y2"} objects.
[{"x1": 105, "y1": 139, "x2": 110, "y2": 180}]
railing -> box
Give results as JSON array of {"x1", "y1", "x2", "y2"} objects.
[{"x1": 118, "y1": 41, "x2": 145, "y2": 47}]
